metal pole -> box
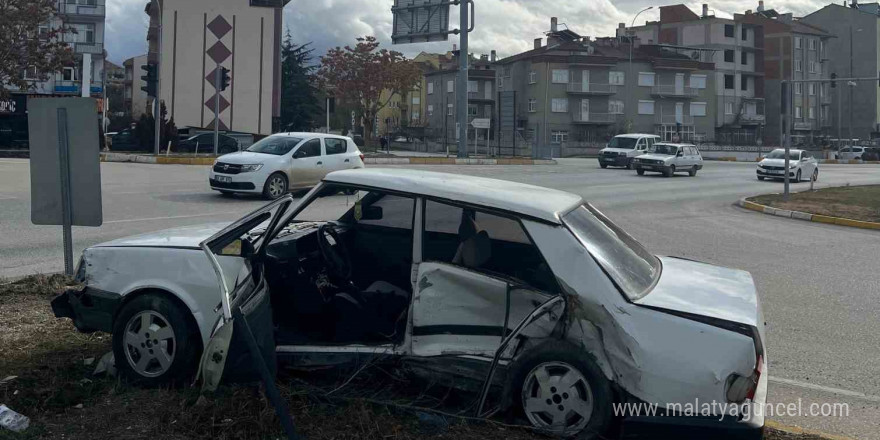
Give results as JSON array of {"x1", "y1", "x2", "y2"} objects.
[
  {"x1": 784, "y1": 80, "x2": 791, "y2": 200},
  {"x1": 456, "y1": 0, "x2": 469, "y2": 158},
  {"x1": 628, "y1": 7, "x2": 652, "y2": 132},
  {"x1": 154, "y1": 0, "x2": 163, "y2": 156},
  {"x1": 326, "y1": 97, "x2": 330, "y2": 133},
  {"x1": 57, "y1": 108, "x2": 74, "y2": 276},
  {"x1": 214, "y1": 63, "x2": 221, "y2": 155},
  {"x1": 849, "y1": 26, "x2": 854, "y2": 148},
  {"x1": 837, "y1": 81, "x2": 842, "y2": 156}
]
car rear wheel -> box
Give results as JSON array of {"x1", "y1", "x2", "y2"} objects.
[
  {"x1": 625, "y1": 161, "x2": 633, "y2": 170},
  {"x1": 636, "y1": 168, "x2": 645, "y2": 176},
  {"x1": 509, "y1": 341, "x2": 612, "y2": 439},
  {"x1": 112, "y1": 293, "x2": 200, "y2": 387},
  {"x1": 688, "y1": 166, "x2": 697, "y2": 177},
  {"x1": 263, "y1": 173, "x2": 288, "y2": 200}
]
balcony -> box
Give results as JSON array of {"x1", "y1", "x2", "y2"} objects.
[
  {"x1": 793, "y1": 121, "x2": 814, "y2": 131},
  {"x1": 70, "y1": 42, "x2": 104, "y2": 55},
  {"x1": 467, "y1": 92, "x2": 494, "y2": 101},
  {"x1": 53, "y1": 80, "x2": 103, "y2": 95},
  {"x1": 651, "y1": 85, "x2": 699, "y2": 98},
  {"x1": 566, "y1": 83, "x2": 618, "y2": 95},
  {"x1": 740, "y1": 113, "x2": 765, "y2": 124},
  {"x1": 571, "y1": 112, "x2": 620, "y2": 124},
  {"x1": 56, "y1": 0, "x2": 105, "y2": 19},
  {"x1": 656, "y1": 114, "x2": 695, "y2": 125}
]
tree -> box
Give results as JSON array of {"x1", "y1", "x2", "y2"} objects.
[
  {"x1": 317, "y1": 36, "x2": 422, "y2": 148},
  {"x1": 0, "y1": 0, "x2": 74, "y2": 98},
  {"x1": 279, "y1": 31, "x2": 320, "y2": 132}
]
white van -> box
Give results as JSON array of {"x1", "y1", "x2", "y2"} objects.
[{"x1": 598, "y1": 134, "x2": 661, "y2": 169}]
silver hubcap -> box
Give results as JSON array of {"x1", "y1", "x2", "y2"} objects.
[
  {"x1": 522, "y1": 361, "x2": 593, "y2": 434},
  {"x1": 268, "y1": 176, "x2": 285, "y2": 197},
  {"x1": 123, "y1": 311, "x2": 176, "y2": 377}
]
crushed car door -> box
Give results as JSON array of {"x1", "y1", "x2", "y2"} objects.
[{"x1": 198, "y1": 195, "x2": 293, "y2": 390}]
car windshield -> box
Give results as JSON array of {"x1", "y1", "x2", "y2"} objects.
[
  {"x1": 766, "y1": 150, "x2": 800, "y2": 160},
  {"x1": 562, "y1": 205, "x2": 661, "y2": 301},
  {"x1": 649, "y1": 144, "x2": 678, "y2": 155},
  {"x1": 608, "y1": 137, "x2": 638, "y2": 149},
  {"x1": 246, "y1": 137, "x2": 303, "y2": 155}
]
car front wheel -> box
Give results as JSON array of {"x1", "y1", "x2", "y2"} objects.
[
  {"x1": 263, "y1": 172, "x2": 288, "y2": 199},
  {"x1": 636, "y1": 168, "x2": 645, "y2": 176},
  {"x1": 112, "y1": 293, "x2": 200, "y2": 386},
  {"x1": 812, "y1": 168, "x2": 819, "y2": 182},
  {"x1": 795, "y1": 170, "x2": 802, "y2": 183},
  {"x1": 664, "y1": 165, "x2": 675, "y2": 177},
  {"x1": 509, "y1": 341, "x2": 613, "y2": 439}
]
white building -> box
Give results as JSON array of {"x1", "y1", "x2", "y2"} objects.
[{"x1": 123, "y1": 54, "x2": 151, "y2": 119}]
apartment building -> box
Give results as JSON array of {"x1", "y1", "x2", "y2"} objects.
[
  {"x1": 424, "y1": 53, "x2": 497, "y2": 142},
  {"x1": 0, "y1": 0, "x2": 106, "y2": 148},
  {"x1": 376, "y1": 51, "x2": 445, "y2": 134},
  {"x1": 123, "y1": 54, "x2": 151, "y2": 119},
  {"x1": 145, "y1": 0, "x2": 288, "y2": 136},
  {"x1": 739, "y1": 4, "x2": 833, "y2": 146},
  {"x1": 622, "y1": 4, "x2": 766, "y2": 145},
  {"x1": 802, "y1": 1, "x2": 880, "y2": 141},
  {"x1": 492, "y1": 18, "x2": 716, "y2": 154}
]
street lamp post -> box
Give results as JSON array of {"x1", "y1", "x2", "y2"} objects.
[{"x1": 628, "y1": 7, "x2": 653, "y2": 128}]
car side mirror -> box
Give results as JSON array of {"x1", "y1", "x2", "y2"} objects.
[{"x1": 361, "y1": 205, "x2": 383, "y2": 221}]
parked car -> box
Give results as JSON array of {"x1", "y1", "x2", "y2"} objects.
[
  {"x1": 52, "y1": 169, "x2": 766, "y2": 439},
  {"x1": 598, "y1": 134, "x2": 660, "y2": 169},
  {"x1": 756, "y1": 149, "x2": 819, "y2": 182},
  {"x1": 859, "y1": 147, "x2": 880, "y2": 162},
  {"x1": 108, "y1": 129, "x2": 143, "y2": 152},
  {"x1": 838, "y1": 146, "x2": 867, "y2": 160},
  {"x1": 178, "y1": 133, "x2": 239, "y2": 154},
  {"x1": 209, "y1": 132, "x2": 365, "y2": 199},
  {"x1": 633, "y1": 142, "x2": 703, "y2": 177}
]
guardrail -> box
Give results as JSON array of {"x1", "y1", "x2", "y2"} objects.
[
  {"x1": 57, "y1": 1, "x2": 105, "y2": 17},
  {"x1": 566, "y1": 83, "x2": 618, "y2": 94},
  {"x1": 71, "y1": 42, "x2": 104, "y2": 54},
  {"x1": 656, "y1": 114, "x2": 695, "y2": 125},
  {"x1": 651, "y1": 85, "x2": 699, "y2": 97},
  {"x1": 572, "y1": 112, "x2": 619, "y2": 123},
  {"x1": 740, "y1": 113, "x2": 766, "y2": 123}
]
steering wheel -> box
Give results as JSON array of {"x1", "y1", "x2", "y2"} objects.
[{"x1": 317, "y1": 223, "x2": 353, "y2": 281}]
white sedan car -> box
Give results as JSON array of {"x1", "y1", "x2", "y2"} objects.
[
  {"x1": 209, "y1": 132, "x2": 364, "y2": 199},
  {"x1": 756, "y1": 149, "x2": 819, "y2": 182},
  {"x1": 53, "y1": 169, "x2": 766, "y2": 439}
]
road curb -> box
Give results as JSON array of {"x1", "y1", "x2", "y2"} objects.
[
  {"x1": 736, "y1": 197, "x2": 880, "y2": 231},
  {"x1": 99, "y1": 153, "x2": 556, "y2": 166},
  {"x1": 766, "y1": 420, "x2": 857, "y2": 440}
]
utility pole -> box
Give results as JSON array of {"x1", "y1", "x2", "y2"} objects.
[
  {"x1": 783, "y1": 79, "x2": 791, "y2": 201},
  {"x1": 456, "y1": 0, "x2": 469, "y2": 158},
  {"x1": 154, "y1": 0, "x2": 163, "y2": 156},
  {"x1": 213, "y1": 64, "x2": 221, "y2": 155}
]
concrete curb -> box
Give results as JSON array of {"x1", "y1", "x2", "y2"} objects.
[
  {"x1": 99, "y1": 153, "x2": 556, "y2": 166},
  {"x1": 703, "y1": 157, "x2": 880, "y2": 164},
  {"x1": 736, "y1": 196, "x2": 880, "y2": 231},
  {"x1": 766, "y1": 420, "x2": 857, "y2": 440}
]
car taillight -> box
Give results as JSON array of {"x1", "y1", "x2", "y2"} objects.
[
  {"x1": 727, "y1": 354, "x2": 762, "y2": 403},
  {"x1": 359, "y1": 154, "x2": 364, "y2": 162},
  {"x1": 746, "y1": 354, "x2": 763, "y2": 400}
]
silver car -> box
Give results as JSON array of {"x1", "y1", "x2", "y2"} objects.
[{"x1": 633, "y1": 142, "x2": 704, "y2": 177}]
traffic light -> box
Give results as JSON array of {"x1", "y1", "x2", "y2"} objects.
[
  {"x1": 830, "y1": 72, "x2": 837, "y2": 89},
  {"x1": 140, "y1": 62, "x2": 158, "y2": 97},
  {"x1": 220, "y1": 67, "x2": 231, "y2": 92}
]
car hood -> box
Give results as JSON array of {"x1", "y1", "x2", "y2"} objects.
[
  {"x1": 94, "y1": 222, "x2": 231, "y2": 249},
  {"x1": 636, "y1": 154, "x2": 673, "y2": 161},
  {"x1": 759, "y1": 158, "x2": 799, "y2": 167},
  {"x1": 601, "y1": 148, "x2": 635, "y2": 154},
  {"x1": 217, "y1": 151, "x2": 278, "y2": 164},
  {"x1": 635, "y1": 256, "x2": 759, "y2": 327}
]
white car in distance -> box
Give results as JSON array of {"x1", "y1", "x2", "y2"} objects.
[
  {"x1": 209, "y1": 132, "x2": 365, "y2": 199},
  {"x1": 756, "y1": 149, "x2": 818, "y2": 182}
]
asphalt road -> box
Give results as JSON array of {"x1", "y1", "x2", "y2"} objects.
[{"x1": 1, "y1": 158, "x2": 879, "y2": 439}]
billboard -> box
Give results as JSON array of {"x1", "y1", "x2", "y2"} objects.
[{"x1": 391, "y1": 0, "x2": 451, "y2": 44}]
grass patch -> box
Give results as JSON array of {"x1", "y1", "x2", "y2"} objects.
[
  {"x1": 749, "y1": 185, "x2": 880, "y2": 223},
  {"x1": 0, "y1": 276, "x2": 827, "y2": 439}
]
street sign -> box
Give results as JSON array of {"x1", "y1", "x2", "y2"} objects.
[
  {"x1": 28, "y1": 97, "x2": 103, "y2": 274},
  {"x1": 471, "y1": 118, "x2": 490, "y2": 129},
  {"x1": 391, "y1": 0, "x2": 451, "y2": 44}
]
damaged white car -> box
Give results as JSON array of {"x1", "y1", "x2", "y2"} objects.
[{"x1": 53, "y1": 169, "x2": 766, "y2": 439}]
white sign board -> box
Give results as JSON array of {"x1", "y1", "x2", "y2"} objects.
[
  {"x1": 391, "y1": 0, "x2": 451, "y2": 44},
  {"x1": 471, "y1": 118, "x2": 490, "y2": 129}
]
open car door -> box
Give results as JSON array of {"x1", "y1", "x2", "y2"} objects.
[{"x1": 198, "y1": 195, "x2": 293, "y2": 391}]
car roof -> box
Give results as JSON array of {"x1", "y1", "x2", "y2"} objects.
[
  {"x1": 270, "y1": 132, "x2": 352, "y2": 140},
  {"x1": 324, "y1": 169, "x2": 584, "y2": 224},
  {"x1": 770, "y1": 148, "x2": 805, "y2": 153},
  {"x1": 654, "y1": 142, "x2": 696, "y2": 147},
  {"x1": 614, "y1": 133, "x2": 659, "y2": 139}
]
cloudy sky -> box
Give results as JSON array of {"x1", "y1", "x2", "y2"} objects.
[{"x1": 105, "y1": 0, "x2": 829, "y2": 65}]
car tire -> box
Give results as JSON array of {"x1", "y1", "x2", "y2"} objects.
[
  {"x1": 626, "y1": 161, "x2": 633, "y2": 170},
  {"x1": 507, "y1": 341, "x2": 613, "y2": 439},
  {"x1": 758, "y1": 176, "x2": 765, "y2": 181},
  {"x1": 600, "y1": 163, "x2": 608, "y2": 169},
  {"x1": 688, "y1": 166, "x2": 697, "y2": 177},
  {"x1": 795, "y1": 170, "x2": 802, "y2": 183},
  {"x1": 812, "y1": 168, "x2": 819, "y2": 182},
  {"x1": 664, "y1": 165, "x2": 675, "y2": 177},
  {"x1": 636, "y1": 168, "x2": 645, "y2": 176},
  {"x1": 112, "y1": 293, "x2": 200, "y2": 387},
  {"x1": 262, "y1": 172, "x2": 288, "y2": 200}
]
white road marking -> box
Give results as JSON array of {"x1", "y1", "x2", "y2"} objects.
[
  {"x1": 0, "y1": 196, "x2": 18, "y2": 200},
  {"x1": 104, "y1": 212, "x2": 242, "y2": 224},
  {"x1": 769, "y1": 376, "x2": 880, "y2": 403}
]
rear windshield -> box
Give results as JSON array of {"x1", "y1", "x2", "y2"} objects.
[
  {"x1": 562, "y1": 205, "x2": 661, "y2": 301},
  {"x1": 608, "y1": 137, "x2": 638, "y2": 149},
  {"x1": 649, "y1": 144, "x2": 678, "y2": 155},
  {"x1": 247, "y1": 137, "x2": 303, "y2": 156}
]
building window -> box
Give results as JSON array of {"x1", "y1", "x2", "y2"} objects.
[
  {"x1": 62, "y1": 67, "x2": 76, "y2": 81},
  {"x1": 22, "y1": 66, "x2": 38, "y2": 80},
  {"x1": 637, "y1": 100, "x2": 654, "y2": 115},
  {"x1": 741, "y1": 27, "x2": 748, "y2": 41},
  {"x1": 809, "y1": 107, "x2": 815, "y2": 119},
  {"x1": 529, "y1": 71, "x2": 537, "y2": 84},
  {"x1": 467, "y1": 80, "x2": 478, "y2": 93},
  {"x1": 412, "y1": 111, "x2": 420, "y2": 120},
  {"x1": 691, "y1": 102, "x2": 707, "y2": 117},
  {"x1": 427, "y1": 82, "x2": 434, "y2": 94},
  {"x1": 427, "y1": 105, "x2": 434, "y2": 116},
  {"x1": 741, "y1": 76, "x2": 748, "y2": 91},
  {"x1": 724, "y1": 50, "x2": 735, "y2": 63},
  {"x1": 808, "y1": 83, "x2": 816, "y2": 95},
  {"x1": 795, "y1": 60, "x2": 802, "y2": 72},
  {"x1": 795, "y1": 106, "x2": 802, "y2": 118},
  {"x1": 724, "y1": 74, "x2": 734, "y2": 90},
  {"x1": 795, "y1": 83, "x2": 803, "y2": 95},
  {"x1": 608, "y1": 100, "x2": 624, "y2": 114},
  {"x1": 725, "y1": 24, "x2": 735, "y2": 38},
  {"x1": 447, "y1": 80, "x2": 454, "y2": 92},
  {"x1": 741, "y1": 52, "x2": 748, "y2": 65},
  {"x1": 689, "y1": 74, "x2": 707, "y2": 89},
  {"x1": 638, "y1": 72, "x2": 655, "y2": 87},
  {"x1": 498, "y1": 77, "x2": 504, "y2": 90},
  {"x1": 551, "y1": 98, "x2": 568, "y2": 113},
  {"x1": 609, "y1": 71, "x2": 625, "y2": 85},
  {"x1": 390, "y1": 101, "x2": 398, "y2": 109},
  {"x1": 468, "y1": 105, "x2": 478, "y2": 116},
  {"x1": 809, "y1": 61, "x2": 817, "y2": 73},
  {"x1": 528, "y1": 99, "x2": 537, "y2": 112},
  {"x1": 412, "y1": 96, "x2": 420, "y2": 105},
  {"x1": 551, "y1": 69, "x2": 569, "y2": 84},
  {"x1": 550, "y1": 131, "x2": 568, "y2": 144},
  {"x1": 725, "y1": 102, "x2": 734, "y2": 115},
  {"x1": 794, "y1": 37, "x2": 802, "y2": 49},
  {"x1": 447, "y1": 104, "x2": 453, "y2": 116},
  {"x1": 809, "y1": 39, "x2": 817, "y2": 50}
]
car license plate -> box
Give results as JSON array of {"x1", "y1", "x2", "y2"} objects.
[{"x1": 216, "y1": 176, "x2": 232, "y2": 183}]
